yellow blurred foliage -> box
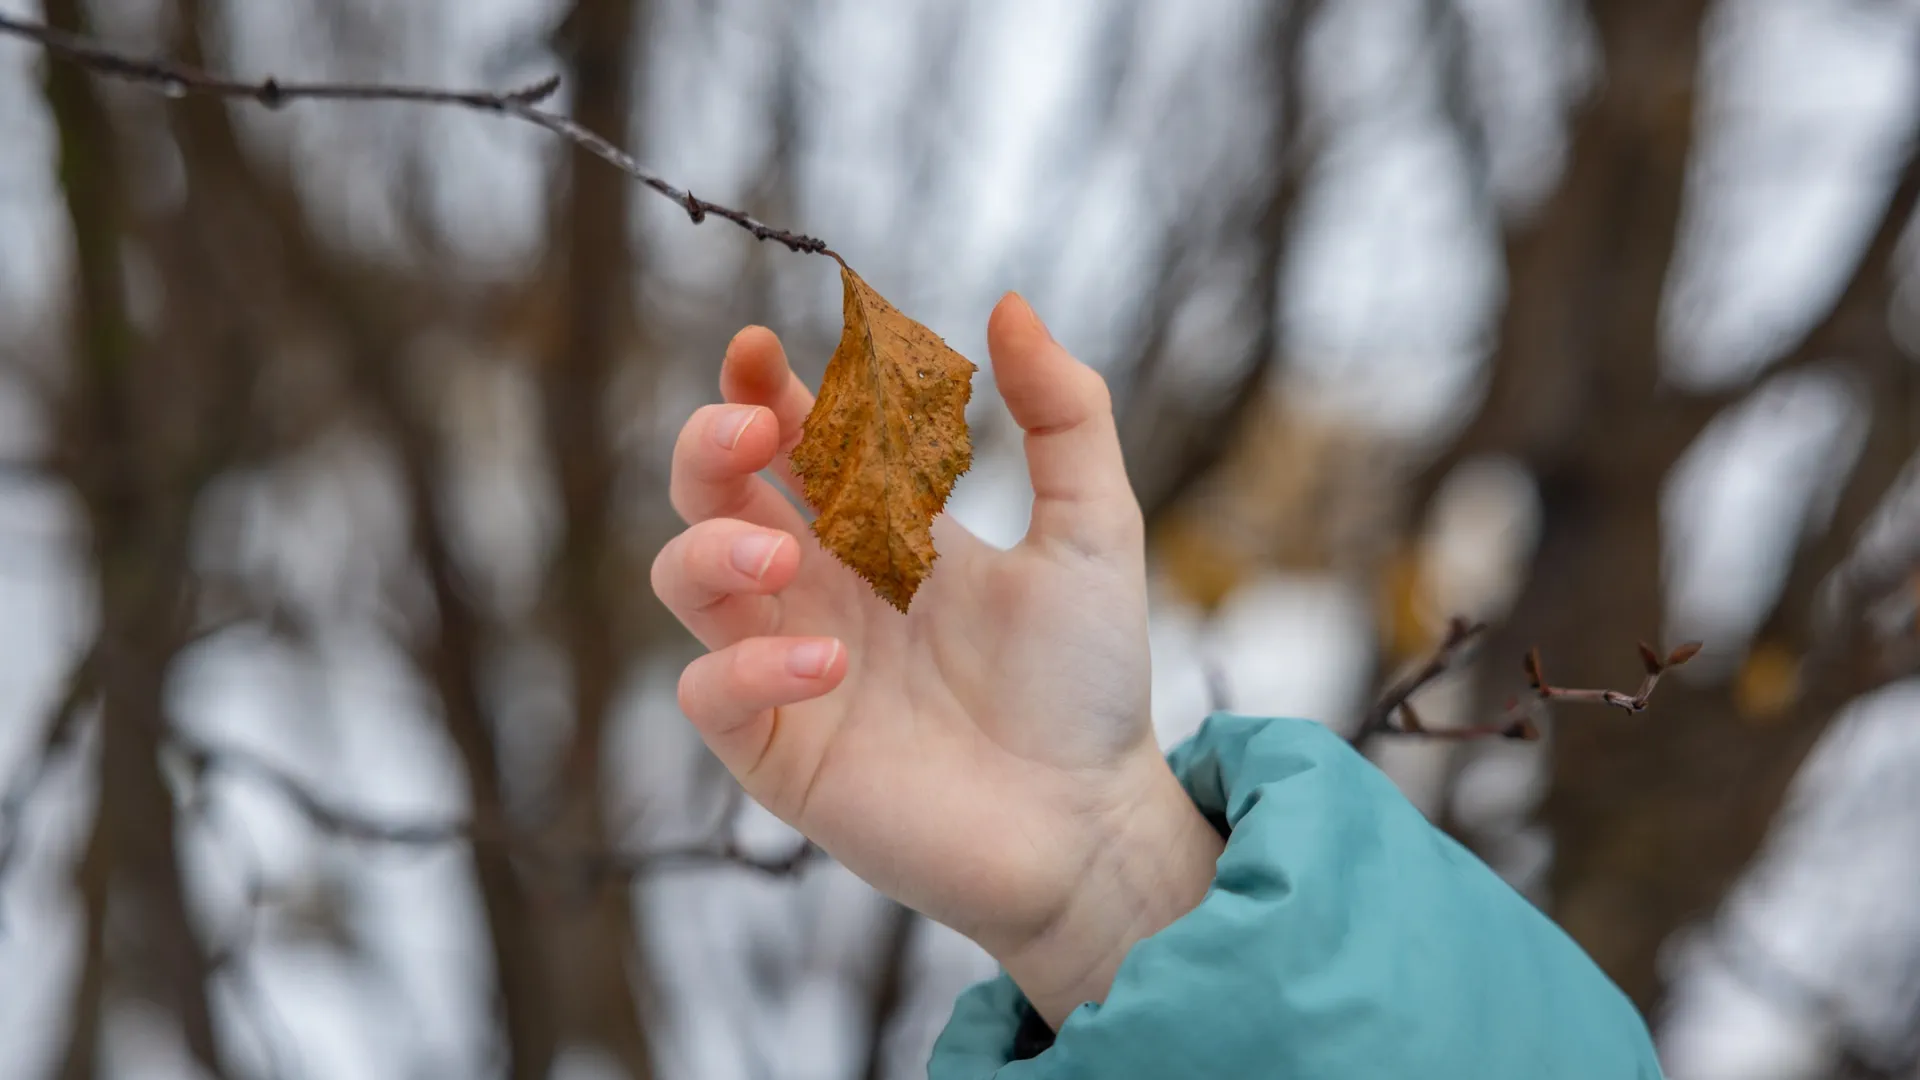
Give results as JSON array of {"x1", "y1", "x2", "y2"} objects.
[
  {"x1": 1735, "y1": 640, "x2": 1800, "y2": 723},
  {"x1": 1150, "y1": 391, "x2": 1408, "y2": 613},
  {"x1": 1153, "y1": 515, "x2": 1252, "y2": 613},
  {"x1": 1377, "y1": 545, "x2": 1436, "y2": 664}
]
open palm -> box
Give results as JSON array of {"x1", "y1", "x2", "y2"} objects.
[{"x1": 652, "y1": 294, "x2": 1167, "y2": 954}]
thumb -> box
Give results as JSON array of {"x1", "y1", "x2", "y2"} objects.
[{"x1": 987, "y1": 292, "x2": 1142, "y2": 558}]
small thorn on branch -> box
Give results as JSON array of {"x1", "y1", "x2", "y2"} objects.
[{"x1": 507, "y1": 74, "x2": 562, "y2": 106}]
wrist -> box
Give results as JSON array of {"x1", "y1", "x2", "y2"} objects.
[{"x1": 989, "y1": 747, "x2": 1225, "y2": 1029}]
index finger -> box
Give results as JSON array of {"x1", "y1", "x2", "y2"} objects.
[{"x1": 721, "y1": 326, "x2": 814, "y2": 503}]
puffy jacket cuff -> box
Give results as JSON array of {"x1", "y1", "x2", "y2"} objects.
[{"x1": 925, "y1": 713, "x2": 1663, "y2": 1080}]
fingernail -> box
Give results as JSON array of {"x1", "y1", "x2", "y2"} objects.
[
  {"x1": 730, "y1": 532, "x2": 783, "y2": 581},
  {"x1": 712, "y1": 406, "x2": 762, "y2": 450},
  {"x1": 787, "y1": 639, "x2": 838, "y2": 679}
]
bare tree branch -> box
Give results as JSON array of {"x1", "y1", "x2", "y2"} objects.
[
  {"x1": 1353, "y1": 617, "x2": 1488, "y2": 746},
  {"x1": 1355, "y1": 616, "x2": 1701, "y2": 748},
  {"x1": 1728, "y1": 140, "x2": 1920, "y2": 395},
  {"x1": 36, "y1": 1, "x2": 240, "y2": 1069},
  {"x1": 0, "y1": 13, "x2": 834, "y2": 256},
  {"x1": 168, "y1": 734, "x2": 822, "y2": 883},
  {"x1": 1738, "y1": 140, "x2": 1920, "y2": 692},
  {"x1": 1124, "y1": 0, "x2": 1319, "y2": 529}
]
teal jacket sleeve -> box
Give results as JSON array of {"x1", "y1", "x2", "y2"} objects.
[{"x1": 926, "y1": 713, "x2": 1665, "y2": 1079}]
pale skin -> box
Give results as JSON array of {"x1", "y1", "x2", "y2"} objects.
[{"x1": 651, "y1": 292, "x2": 1223, "y2": 1029}]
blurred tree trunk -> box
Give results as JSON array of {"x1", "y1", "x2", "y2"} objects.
[
  {"x1": 1483, "y1": 2, "x2": 1710, "y2": 1006},
  {"x1": 1421, "y1": 0, "x2": 1920, "y2": 1008},
  {"x1": 532, "y1": 0, "x2": 658, "y2": 1074},
  {"x1": 43, "y1": 0, "x2": 256, "y2": 1073},
  {"x1": 157, "y1": 0, "x2": 567, "y2": 1065}
]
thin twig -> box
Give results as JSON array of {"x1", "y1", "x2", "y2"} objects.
[
  {"x1": 1357, "y1": 617, "x2": 1488, "y2": 743},
  {"x1": 1355, "y1": 616, "x2": 1702, "y2": 746},
  {"x1": 168, "y1": 734, "x2": 821, "y2": 882},
  {"x1": 1514, "y1": 639, "x2": 1703, "y2": 717},
  {"x1": 0, "y1": 14, "x2": 835, "y2": 256}
]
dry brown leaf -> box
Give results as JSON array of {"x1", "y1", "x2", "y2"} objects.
[{"x1": 790, "y1": 265, "x2": 976, "y2": 612}]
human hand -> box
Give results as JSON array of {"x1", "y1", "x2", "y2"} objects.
[{"x1": 652, "y1": 293, "x2": 1221, "y2": 1026}]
